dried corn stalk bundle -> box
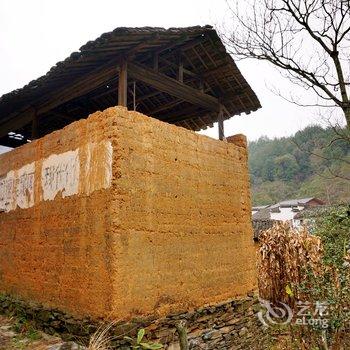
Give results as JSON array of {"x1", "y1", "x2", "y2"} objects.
[{"x1": 257, "y1": 222, "x2": 322, "y2": 305}]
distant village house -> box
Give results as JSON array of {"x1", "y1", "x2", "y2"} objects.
[{"x1": 252, "y1": 197, "x2": 325, "y2": 239}]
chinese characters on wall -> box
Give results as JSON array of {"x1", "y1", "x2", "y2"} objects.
[{"x1": 0, "y1": 141, "x2": 112, "y2": 212}]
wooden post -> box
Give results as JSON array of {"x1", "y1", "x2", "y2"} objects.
[
  {"x1": 31, "y1": 109, "x2": 38, "y2": 140},
  {"x1": 177, "y1": 53, "x2": 184, "y2": 83},
  {"x1": 118, "y1": 60, "x2": 128, "y2": 107},
  {"x1": 218, "y1": 106, "x2": 225, "y2": 141},
  {"x1": 199, "y1": 77, "x2": 204, "y2": 92},
  {"x1": 175, "y1": 321, "x2": 189, "y2": 350},
  {"x1": 153, "y1": 53, "x2": 159, "y2": 72},
  {"x1": 132, "y1": 81, "x2": 136, "y2": 111}
]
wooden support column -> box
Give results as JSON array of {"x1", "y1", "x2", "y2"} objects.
[
  {"x1": 199, "y1": 78, "x2": 204, "y2": 92},
  {"x1": 177, "y1": 53, "x2": 183, "y2": 83},
  {"x1": 218, "y1": 105, "x2": 225, "y2": 141},
  {"x1": 118, "y1": 60, "x2": 128, "y2": 107},
  {"x1": 132, "y1": 81, "x2": 137, "y2": 110},
  {"x1": 153, "y1": 53, "x2": 159, "y2": 72},
  {"x1": 31, "y1": 109, "x2": 38, "y2": 140}
]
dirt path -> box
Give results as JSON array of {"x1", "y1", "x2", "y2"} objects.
[{"x1": 0, "y1": 315, "x2": 83, "y2": 350}]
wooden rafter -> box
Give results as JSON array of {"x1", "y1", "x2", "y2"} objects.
[
  {"x1": 128, "y1": 62, "x2": 220, "y2": 112},
  {"x1": 0, "y1": 39, "x2": 163, "y2": 138},
  {"x1": 0, "y1": 26, "x2": 261, "y2": 146},
  {"x1": 0, "y1": 63, "x2": 118, "y2": 138},
  {"x1": 148, "y1": 99, "x2": 183, "y2": 115}
]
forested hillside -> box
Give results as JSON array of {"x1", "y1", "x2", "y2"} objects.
[{"x1": 248, "y1": 125, "x2": 350, "y2": 206}]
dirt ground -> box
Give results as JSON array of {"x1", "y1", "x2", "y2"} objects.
[{"x1": 0, "y1": 315, "x2": 83, "y2": 350}]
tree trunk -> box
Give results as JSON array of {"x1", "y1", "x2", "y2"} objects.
[{"x1": 344, "y1": 106, "x2": 350, "y2": 129}]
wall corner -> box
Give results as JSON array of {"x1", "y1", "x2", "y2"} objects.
[{"x1": 226, "y1": 134, "x2": 247, "y2": 148}]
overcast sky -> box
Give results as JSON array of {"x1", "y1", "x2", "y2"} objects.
[{"x1": 0, "y1": 0, "x2": 342, "y2": 152}]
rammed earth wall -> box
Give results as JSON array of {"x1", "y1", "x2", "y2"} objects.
[{"x1": 0, "y1": 107, "x2": 256, "y2": 320}]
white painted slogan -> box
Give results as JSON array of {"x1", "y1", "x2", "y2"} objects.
[
  {"x1": 0, "y1": 141, "x2": 112, "y2": 212},
  {"x1": 0, "y1": 163, "x2": 35, "y2": 212},
  {"x1": 41, "y1": 150, "x2": 80, "y2": 201}
]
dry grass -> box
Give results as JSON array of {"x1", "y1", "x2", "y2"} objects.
[
  {"x1": 87, "y1": 320, "x2": 119, "y2": 350},
  {"x1": 258, "y1": 222, "x2": 322, "y2": 305}
]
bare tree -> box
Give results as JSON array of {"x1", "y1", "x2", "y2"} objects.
[{"x1": 222, "y1": 0, "x2": 350, "y2": 127}]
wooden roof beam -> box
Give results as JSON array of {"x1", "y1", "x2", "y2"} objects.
[
  {"x1": 159, "y1": 57, "x2": 199, "y2": 78},
  {"x1": 136, "y1": 90, "x2": 162, "y2": 102},
  {"x1": 161, "y1": 35, "x2": 207, "y2": 60},
  {"x1": 154, "y1": 34, "x2": 188, "y2": 55},
  {"x1": 161, "y1": 105, "x2": 205, "y2": 122},
  {"x1": 0, "y1": 63, "x2": 117, "y2": 138},
  {"x1": 139, "y1": 34, "x2": 207, "y2": 68},
  {"x1": 0, "y1": 38, "x2": 163, "y2": 138},
  {"x1": 148, "y1": 99, "x2": 184, "y2": 115},
  {"x1": 128, "y1": 62, "x2": 220, "y2": 112}
]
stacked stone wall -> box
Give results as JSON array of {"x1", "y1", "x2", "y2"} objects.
[{"x1": 0, "y1": 293, "x2": 267, "y2": 349}]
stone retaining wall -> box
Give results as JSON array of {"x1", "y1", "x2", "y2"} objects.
[{"x1": 0, "y1": 293, "x2": 267, "y2": 349}]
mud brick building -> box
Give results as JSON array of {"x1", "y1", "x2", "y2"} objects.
[{"x1": 0, "y1": 26, "x2": 263, "y2": 347}]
